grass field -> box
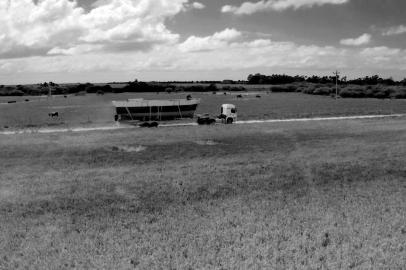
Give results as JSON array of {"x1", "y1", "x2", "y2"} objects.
[
  {"x1": 1, "y1": 118, "x2": 405, "y2": 269},
  {"x1": 1, "y1": 92, "x2": 405, "y2": 129}
]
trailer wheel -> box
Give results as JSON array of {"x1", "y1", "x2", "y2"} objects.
[
  {"x1": 139, "y1": 122, "x2": 151, "y2": 128},
  {"x1": 226, "y1": 118, "x2": 233, "y2": 124}
]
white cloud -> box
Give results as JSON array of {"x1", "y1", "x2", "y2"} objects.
[
  {"x1": 382, "y1": 25, "x2": 406, "y2": 36},
  {"x1": 1, "y1": 1, "x2": 406, "y2": 83},
  {"x1": 2, "y1": 33, "x2": 406, "y2": 83},
  {"x1": 221, "y1": 0, "x2": 349, "y2": 15},
  {"x1": 360, "y1": 46, "x2": 403, "y2": 63},
  {"x1": 340, "y1": 33, "x2": 371, "y2": 46},
  {"x1": 0, "y1": 0, "x2": 189, "y2": 58},
  {"x1": 179, "y1": 28, "x2": 242, "y2": 52},
  {"x1": 191, "y1": 2, "x2": 205, "y2": 9}
]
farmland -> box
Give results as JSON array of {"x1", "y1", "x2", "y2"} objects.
[
  {"x1": 0, "y1": 118, "x2": 405, "y2": 269},
  {"x1": 1, "y1": 92, "x2": 406, "y2": 129}
]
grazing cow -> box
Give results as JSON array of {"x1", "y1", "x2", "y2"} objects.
[
  {"x1": 236, "y1": 94, "x2": 243, "y2": 98},
  {"x1": 48, "y1": 112, "x2": 59, "y2": 118},
  {"x1": 186, "y1": 94, "x2": 192, "y2": 100},
  {"x1": 256, "y1": 95, "x2": 261, "y2": 98}
]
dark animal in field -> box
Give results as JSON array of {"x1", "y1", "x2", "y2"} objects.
[
  {"x1": 7, "y1": 100, "x2": 16, "y2": 103},
  {"x1": 48, "y1": 112, "x2": 59, "y2": 118},
  {"x1": 25, "y1": 99, "x2": 30, "y2": 102},
  {"x1": 186, "y1": 94, "x2": 192, "y2": 100},
  {"x1": 64, "y1": 95, "x2": 67, "y2": 98},
  {"x1": 256, "y1": 95, "x2": 261, "y2": 98},
  {"x1": 236, "y1": 94, "x2": 243, "y2": 98}
]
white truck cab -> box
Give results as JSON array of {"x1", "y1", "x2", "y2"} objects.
[{"x1": 220, "y1": 104, "x2": 237, "y2": 124}]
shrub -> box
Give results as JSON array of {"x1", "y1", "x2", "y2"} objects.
[
  {"x1": 390, "y1": 88, "x2": 406, "y2": 99},
  {"x1": 372, "y1": 89, "x2": 390, "y2": 99},
  {"x1": 312, "y1": 87, "x2": 332, "y2": 96},
  {"x1": 301, "y1": 87, "x2": 315, "y2": 94},
  {"x1": 6, "y1": 89, "x2": 25, "y2": 96},
  {"x1": 339, "y1": 87, "x2": 366, "y2": 98}
]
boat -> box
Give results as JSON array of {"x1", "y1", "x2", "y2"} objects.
[{"x1": 112, "y1": 98, "x2": 200, "y2": 121}]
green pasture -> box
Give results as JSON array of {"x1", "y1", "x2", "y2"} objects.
[{"x1": 1, "y1": 92, "x2": 405, "y2": 129}]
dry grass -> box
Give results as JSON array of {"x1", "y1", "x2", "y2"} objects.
[{"x1": 1, "y1": 119, "x2": 406, "y2": 269}]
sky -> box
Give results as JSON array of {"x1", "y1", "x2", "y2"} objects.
[{"x1": 0, "y1": 0, "x2": 406, "y2": 84}]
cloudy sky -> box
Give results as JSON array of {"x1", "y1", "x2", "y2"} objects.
[{"x1": 0, "y1": 0, "x2": 405, "y2": 84}]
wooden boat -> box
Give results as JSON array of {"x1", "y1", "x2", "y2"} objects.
[{"x1": 112, "y1": 98, "x2": 200, "y2": 121}]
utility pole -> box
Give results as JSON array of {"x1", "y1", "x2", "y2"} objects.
[
  {"x1": 48, "y1": 83, "x2": 52, "y2": 97},
  {"x1": 333, "y1": 70, "x2": 340, "y2": 99}
]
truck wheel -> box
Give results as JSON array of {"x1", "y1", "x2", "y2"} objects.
[{"x1": 226, "y1": 118, "x2": 233, "y2": 124}]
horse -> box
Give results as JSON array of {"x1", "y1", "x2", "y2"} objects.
[{"x1": 48, "y1": 112, "x2": 59, "y2": 118}]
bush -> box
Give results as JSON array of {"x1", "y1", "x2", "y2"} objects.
[
  {"x1": 312, "y1": 87, "x2": 333, "y2": 96},
  {"x1": 0, "y1": 89, "x2": 24, "y2": 96},
  {"x1": 372, "y1": 89, "x2": 390, "y2": 99},
  {"x1": 339, "y1": 87, "x2": 366, "y2": 98},
  {"x1": 301, "y1": 87, "x2": 315, "y2": 94},
  {"x1": 390, "y1": 88, "x2": 406, "y2": 99}
]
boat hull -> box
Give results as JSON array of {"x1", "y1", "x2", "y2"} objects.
[{"x1": 113, "y1": 99, "x2": 200, "y2": 121}]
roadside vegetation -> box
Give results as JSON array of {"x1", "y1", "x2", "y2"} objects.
[{"x1": 0, "y1": 119, "x2": 405, "y2": 269}]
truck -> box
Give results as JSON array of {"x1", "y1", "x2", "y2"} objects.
[{"x1": 197, "y1": 104, "x2": 237, "y2": 125}]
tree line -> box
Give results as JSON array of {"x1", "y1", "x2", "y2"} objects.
[{"x1": 247, "y1": 73, "x2": 406, "y2": 86}]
